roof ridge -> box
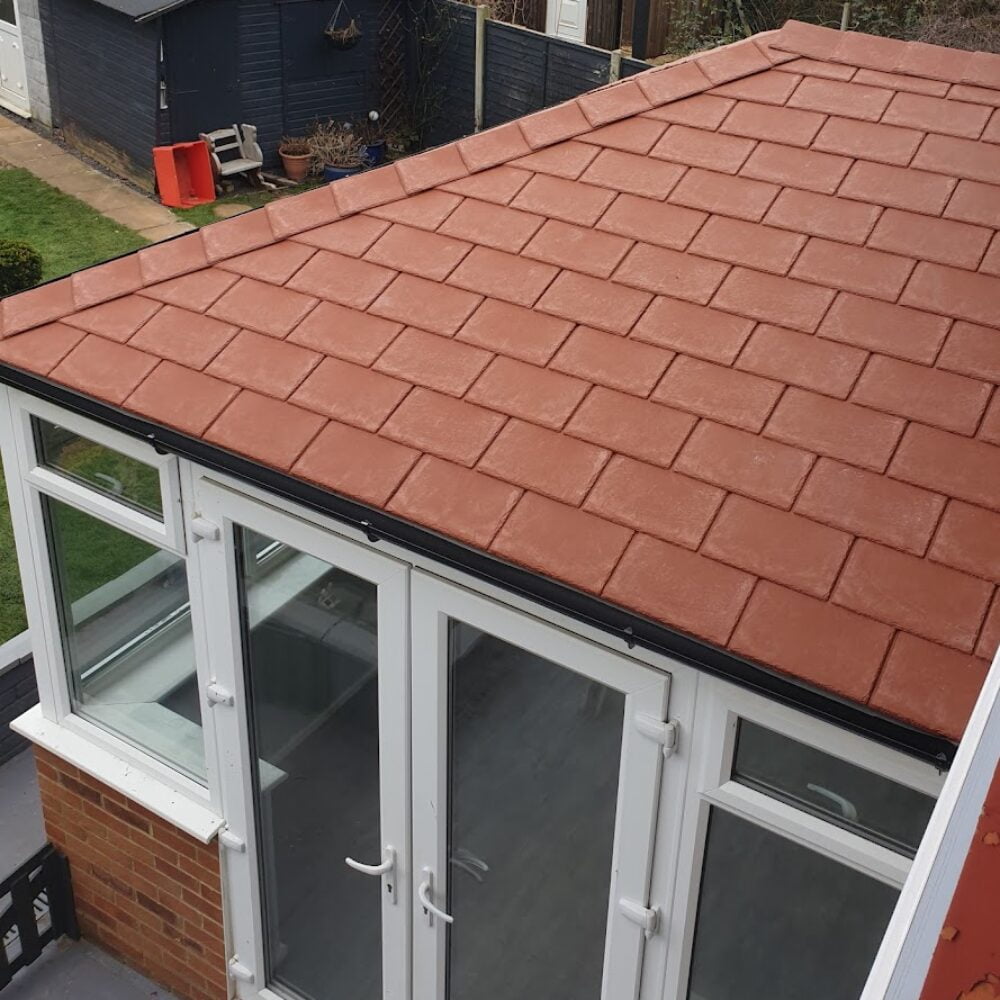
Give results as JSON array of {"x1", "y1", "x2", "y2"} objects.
[{"x1": 0, "y1": 30, "x2": 795, "y2": 340}]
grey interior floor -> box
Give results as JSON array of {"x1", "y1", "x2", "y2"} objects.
[{"x1": 0, "y1": 751, "x2": 177, "y2": 1000}]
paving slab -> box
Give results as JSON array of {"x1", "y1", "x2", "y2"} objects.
[
  {"x1": 137, "y1": 220, "x2": 196, "y2": 241},
  {"x1": 0, "y1": 749, "x2": 45, "y2": 879}
]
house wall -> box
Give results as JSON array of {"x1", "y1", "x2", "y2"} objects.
[
  {"x1": 33, "y1": 747, "x2": 228, "y2": 1000},
  {"x1": 920, "y1": 761, "x2": 1000, "y2": 999},
  {"x1": 0, "y1": 656, "x2": 36, "y2": 764},
  {"x1": 17, "y1": 0, "x2": 52, "y2": 125}
]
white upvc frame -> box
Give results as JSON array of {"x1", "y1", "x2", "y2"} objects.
[
  {"x1": 193, "y1": 476, "x2": 412, "y2": 1000},
  {"x1": 410, "y1": 570, "x2": 671, "y2": 1000}
]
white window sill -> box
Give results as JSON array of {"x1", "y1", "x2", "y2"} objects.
[{"x1": 11, "y1": 704, "x2": 225, "y2": 844}]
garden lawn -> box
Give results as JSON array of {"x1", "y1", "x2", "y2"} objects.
[
  {"x1": 0, "y1": 167, "x2": 147, "y2": 281},
  {"x1": 172, "y1": 180, "x2": 323, "y2": 228},
  {"x1": 0, "y1": 457, "x2": 26, "y2": 645}
]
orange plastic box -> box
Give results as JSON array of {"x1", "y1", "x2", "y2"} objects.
[{"x1": 153, "y1": 140, "x2": 215, "y2": 208}]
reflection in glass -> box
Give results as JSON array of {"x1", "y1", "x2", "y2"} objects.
[
  {"x1": 687, "y1": 809, "x2": 898, "y2": 1000},
  {"x1": 733, "y1": 721, "x2": 936, "y2": 855},
  {"x1": 43, "y1": 496, "x2": 202, "y2": 778},
  {"x1": 446, "y1": 622, "x2": 625, "y2": 1000},
  {"x1": 35, "y1": 418, "x2": 163, "y2": 518},
  {"x1": 236, "y1": 528, "x2": 381, "y2": 1000}
]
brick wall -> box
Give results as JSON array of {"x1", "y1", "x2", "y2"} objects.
[
  {"x1": 0, "y1": 658, "x2": 38, "y2": 765},
  {"x1": 33, "y1": 747, "x2": 229, "y2": 1000}
]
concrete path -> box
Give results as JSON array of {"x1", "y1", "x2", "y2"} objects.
[
  {"x1": 0, "y1": 116, "x2": 194, "y2": 243},
  {"x1": 0, "y1": 749, "x2": 45, "y2": 877}
]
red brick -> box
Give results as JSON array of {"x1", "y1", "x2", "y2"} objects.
[
  {"x1": 901, "y1": 261, "x2": 1000, "y2": 329},
  {"x1": 491, "y1": 492, "x2": 631, "y2": 593},
  {"x1": 791, "y1": 238, "x2": 914, "y2": 301},
  {"x1": 739, "y1": 143, "x2": 852, "y2": 195},
  {"x1": 711, "y1": 68, "x2": 801, "y2": 104},
  {"x1": 388, "y1": 457, "x2": 520, "y2": 547},
  {"x1": 944, "y1": 179, "x2": 1000, "y2": 227},
  {"x1": 721, "y1": 101, "x2": 824, "y2": 147},
  {"x1": 731, "y1": 582, "x2": 892, "y2": 702},
  {"x1": 977, "y1": 591, "x2": 1000, "y2": 659},
  {"x1": 292, "y1": 421, "x2": 418, "y2": 506},
  {"x1": 631, "y1": 296, "x2": 753, "y2": 364},
  {"x1": 835, "y1": 540, "x2": 993, "y2": 651},
  {"x1": 766, "y1": 387, "x2": 905, "y2": 471},
  {"x1": 869, "y1": 209, "x2": 991, "y2": 270},
  {"x1": 603, "y1": 533, "x2": 754, "y2": 645},
  {"x1": 577, "y1": 117, "x2": 667, "y2": 154},
  {"x1": 885, "y1": 91, "x2": 991, "y2": 140},
  {"x1": 536, "y1": 270, "x2": 652, "y2": 335},
  {"x1": 367, "y1": 192, "x2": 463, "y2": 231},
  {"x1": 579, "y1": 148, "x2": 687, "y2": 201},
  {"x1": 379, "y1": 387, "x2": 505, "y2": 466},
  {"x1": 364, "y1": 224, "x2": 471, "y2": 281},
  {"x1": 650, "y1": 124, "x2": 755, "y2": 173},
  {"x1": 669, "y1": 168, "x2": 780, "y2": 222},
  {"x1": 596, "y1": 194, "x2": 706, "y2": 250},
  {"x1": 690, "y1": 216, "x2": 805, "y2": 275},
  {"x1": 938, "y1": 321, "x2": 1000, "y2": 382},
  {"x1": 614, "y1": 242, "x2": 729, "y2": 305},
  {"x1": 812, "y1": 116, "x2": 925, "y2": 166},
  {"x1": 653, "y1": 355, "x2": 781, "y2": 432},
  {"x1": 577, "y1": 79, "x2": 652, "y2": 126},
  {"x1": 286, "y1": 250, "x2": 395, "y2": 310},
  {"x1": 913, "y1": 132, "x2": 1000, "y2": 185},
  {"x1": 642, "y1": 93, "x2": 734, "y2": 128},
  {"x1": 818, "y1": 292, "x2": 949, "y2": 364},
  {"x1": 839, "y1": 160, "x2": 957, "y2": 214},
  {"x1": 64, "y1": 296, "x2": 161, "y2": 343},
  {"x1": 852, "y1": 355, "x2": 991, "y2": 435},
  {"x1": 511, "y1": 173, "x2": 616, "y2": 225},
  {"x1": 50, "y1": 336, "x2": 158, "y2": 406},
  {"x1": 208, "y1": 277, "x2": 318, "y2": 338},
  {"x1": 566, "y1": 387, "x2": 696, "y2": 467},
  {"x1": 736, "y1": 324, "x2": 866, "y2": 398},
  {"x1": 373, "y1": 327, "x2": 490, "y2": 396},
  {"x1": 456, "y1": 298, "x2": 572, "y2": 365},
  {"x1": 206, "y1": 329, "x2": 320, "y2": 399},
  {"x1": 290, "y1": 357, "x2": 409, "y2": 430},
  {"x1": 512, "y1": 140, "x2": 601, "y2": 178},
  {"x1": 695, "y1": 38, "x2": 771, "y2": 85},
  {"x1": 930, "y1": 501, "x2": 1000, "y2": 580},
  {"x1": 287, "y1": 301, "x2": 402, "y2": 366},
  {"x1": 674, "y1": 419, "x2": 814, "y2": 508},
  {"x1": 788, "y1": 76, "x2": 893, "y2": 121},
  {"x1": 292, "y1": 215, "x2": 390, "y2": 256},
  {"x1": 522, "y1": 219, "x2": 632, "y2": 278},
  {"x1": 0, "y1": 323, "x2": 85, "y2": 375},
  {"x1": 466, "y1": 356, "x2": 588, "y2": 429},
  {"x1": 205, "y1": 391, "x2": 324, "y2": 470},
  {"x1": 795, "y1": 457, "x2": 945, "y2": 555},
  {"x1": 140, "y1": 269, "x2": 239, "y2": 313},
  {"x1": 437, "y1": 199, "x2": 544, "y2": 253},
  {"x1": 703, "y1": 494, "x2": 851, "y2": 598},
  {"x1": 635, "y1": 61, "x2": 712, "y2": 106},
  {"x1": 456, "y1": 122, "x2": 531, "y2": 172},
  {"x1": 217, "y1": 242, "x2": 315, "y2": 285},
  {"x1": 369, "y1": 274, "x2": 482, "y2": 336},
  {"x1": 441, "y1": 165, "x2": 532, "y2": 205},
  {"x1": 552, "y1": 325, "x2": 672, "y2": 396},
  {"x1": 584, "y1": 455, "x2": 723, "y2": 549},
  {"x1": 478, "y1": 419, "x2": 609, "y2": 505},
  {"x1": 891, "y1": 423, "x2": 1000, "y2": 511},
  {"x1": 870, "y1": 633, "x2": 988, "y2": 740},
  {"x1": 711, "y1": 267, "x2": 835, "y2": 333},
  {"x1": 853, "y1": 68, "x2": 949, "y2": 96}
]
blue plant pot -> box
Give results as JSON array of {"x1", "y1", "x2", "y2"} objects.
[
  {"x1": 364, "y1": 141, "x2": 385, "y2": 166},
  {"x1": 323, "y1": 164, "x2": 364, "y2": 182}
]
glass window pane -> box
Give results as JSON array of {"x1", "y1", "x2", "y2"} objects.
[
  {"x1": 687, "y1": 808, "x2": 898, "y2": 1000},
  {"x1": 35, "y1": 419, "x2": 163, "y2": 518},
  {"x1": 733, "y1": 721, "x2": 936, "y2": 855},
  {"x1": 446, "y1": 622, "x2": 625, "y2": 1000},
  {"x1": 237, "y1": 528, "x2": 381, "y2": 1000},
  {"x1": 0, "y1": 0, "x2": 16, "y2": 25},
  {"x1": 43, "y1": 496, "x2": 203, "y2": 780}
]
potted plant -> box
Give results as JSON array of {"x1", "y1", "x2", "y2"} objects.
[
  {"x1": 355, "y1": 110, "x2": 386, "y2": 166},
  {"x1": 278, "y1": 136, "x2": 312, "y2": 182},
  {"x1": 308, "y1": 120, "x2": 370, "y2": 181},
  {"x1": 325, "y1": 0, "x2": 362, "y2": 48}
]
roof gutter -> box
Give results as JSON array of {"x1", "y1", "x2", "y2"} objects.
[{"x1": 0, "y1": 364, "x2": 957, "y2": 770}]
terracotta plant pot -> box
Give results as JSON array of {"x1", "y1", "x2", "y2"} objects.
[{"x1": 279, "y1": 150, "x2": 311, "y2": 182}]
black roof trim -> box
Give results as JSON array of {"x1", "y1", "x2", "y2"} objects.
[
  {"x1": 0, "y1": 363, "x2": 957, "y2": 770},
  {"x1": 91, "y1": 0, "x2": 196, "y2": 24}
]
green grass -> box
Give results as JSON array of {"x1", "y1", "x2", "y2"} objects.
[
  {"x1": 0, "y1": 457, "x2": 27, "y2": 645},
  {"x1": 172, "y1": 180, "x2": 323, "y2": 229},
  {"x1": 0, "y1": 167, "x2": 147, "y2": 281}
]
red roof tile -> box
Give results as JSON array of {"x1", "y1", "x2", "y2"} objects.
[{"x1": 4, "y1": 21, "x2": 1000, "y2": 740}]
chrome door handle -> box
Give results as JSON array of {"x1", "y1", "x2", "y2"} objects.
[
  {"x1": 418, "y1": 867, "x2": 454, "y2": 925},
  {"x1": 345, "y1": 845, "x2": 395, "y2": 877}
]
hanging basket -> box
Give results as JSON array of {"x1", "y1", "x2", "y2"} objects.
[{"x1": 325, "y1": 0, "x2": 362, "y2": 48}]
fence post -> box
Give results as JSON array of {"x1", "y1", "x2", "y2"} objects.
[
  {"x1": 609, "y1": 48, "x2": 622, "y2": 83},
  {"x1": 474, "y1": 5, "x2": 489, "y2": 132}
]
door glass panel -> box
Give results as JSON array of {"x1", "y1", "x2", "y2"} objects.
[
  {"x1": 0, "y1": 0, "x2": 15, "y2": 26},
  {"x1": 733, "y1": 721, "x2": 936, "y2": 856},
  {"x1": 446, "y1": 621, "x2": 625, "y2": 1000},
  {"x1": 687, "y1": 808, "x2": 898, "y2": 1000},
  {"x1": 237, "y1": 527, "x2": 381, "y2": 1000}
]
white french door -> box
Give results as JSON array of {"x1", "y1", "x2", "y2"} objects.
[
  {"x1": 0, "y1": 0, "x2": 28, "y2": 117},
  {"x1": 196, "y1": 478, "x2": 669, "y2": 1000}
]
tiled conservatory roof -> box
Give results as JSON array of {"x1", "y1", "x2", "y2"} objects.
[{"x1": 3, "y1": 21, "x2": 1000, "y2": 741}]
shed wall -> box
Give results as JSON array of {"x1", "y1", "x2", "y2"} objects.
[{"x1": 0, "y1": 657, "x2": 36, "y2": 765}]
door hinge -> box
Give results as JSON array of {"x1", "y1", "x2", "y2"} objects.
[
  {"x1": 218, "y1": 827, "x2": 246, "y2": 853},
  {"x1": 190, "y1": 516, "x2": 220, "y2": 542},
  {"x1": 634, "y1": 713, "x2": 679, "y2": 757},
  {"x1": 206, "y1": 682, "x2": 234, "y2": 707},
  {"x1": 228, "y1": 957, "x2": 255, "y2": 984},
  {"x1": 618, "y1": 897, "x2": 660, "y2": 939}
]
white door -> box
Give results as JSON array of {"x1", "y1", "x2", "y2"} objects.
[
  {"x1": 0, "y1": 0, "x2": 29, "y2": 117},
  {"x1": 411, "y1": 571, "x2": 669, "y2": 1000},
  {"x1": 545, "y1": 0, "x2": 588, "y2": 43}
]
